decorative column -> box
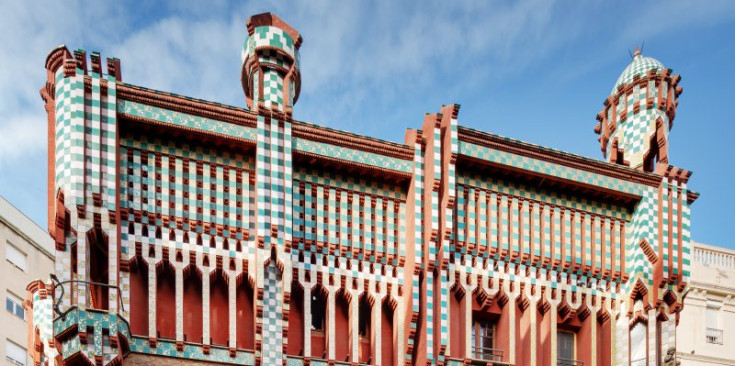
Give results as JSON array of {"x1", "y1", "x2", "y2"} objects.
[{"x1": 241, "y1": 12, "x2": 302, "y2": 365}]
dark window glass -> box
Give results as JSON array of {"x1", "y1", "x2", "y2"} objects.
[
  {"x1": 358, "y1": 296, "x2": 371, "y2": 337},
  {"x1": 311, "y1": 292, "x2": 326, "y2": 331}
]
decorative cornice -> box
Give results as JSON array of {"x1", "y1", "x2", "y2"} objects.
[{"x1": 459, "y1": 126, "x2": 661, "y2": 188}]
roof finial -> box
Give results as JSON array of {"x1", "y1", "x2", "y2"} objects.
[{"x1": 634, "y1": 41, "x2": 645, "y2": 58}]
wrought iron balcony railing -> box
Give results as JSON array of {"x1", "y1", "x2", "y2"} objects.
[
  {"x1": 471, "y1": 346, "x2": 503, "y2": 361},
  {"x1": 706, "y1": 328, "x2": 724, "y2": 345},
  {"x1": 557, "y1": 358, "x2": 584, "y2": 366}
]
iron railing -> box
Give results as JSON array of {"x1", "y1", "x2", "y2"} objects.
[
  {"x1": 471, "y1": 346, "x2": 503, "y2": 361},
  {"x1": 50, "y1": 274, "x2": 126, "y2": 319},
  {"x1": 630, "y1": 357, "x2": 646, "y2": 366},
  {"x1": 706, "y1": 328, "x2": 724, "y2": 345},
  {"x1": 557, "y1": 358, "x2": 584, "y2": 366}
]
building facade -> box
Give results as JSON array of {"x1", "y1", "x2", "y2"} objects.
[
  {"x1": 25, "y1": 12, "x2": 698, "y2": 366},
  {"x1": 677, "y1": 242, "x2": 735, "y2": 365},
  {"x1": 1, "y1": 196, "x2": 55, "y2": 366}
]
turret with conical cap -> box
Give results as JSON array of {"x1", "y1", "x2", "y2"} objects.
[{"x1": 595, "y1": 48, "x2": 683, "y2": 172}]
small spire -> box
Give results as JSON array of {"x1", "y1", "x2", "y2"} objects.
[{"x1": 633, "y1": 47, "x2": 641, "y2": 57}]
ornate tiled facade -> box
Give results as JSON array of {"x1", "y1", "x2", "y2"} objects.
[{"x1": 25, "y1": 13, "x2": 698, "y2": 366}]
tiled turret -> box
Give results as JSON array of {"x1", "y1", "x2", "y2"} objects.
[
  {"x1": 595, "y1": 49, "x2": 683, "y2": 172},
  {"x1": 241, "y1": 13, "x2": 302, "y2": 115}
]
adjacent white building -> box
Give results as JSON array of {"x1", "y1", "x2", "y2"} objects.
[
  {"x1": 0, "y1": 196, "x2": 54, "y2": 366},
  {"x1": 678, "y1": 241, "x2": 735, "y2": 365}
]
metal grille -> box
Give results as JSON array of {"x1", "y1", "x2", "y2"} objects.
[{"x1": 706, "y1": 328, "x2": 724, "y2": 345}]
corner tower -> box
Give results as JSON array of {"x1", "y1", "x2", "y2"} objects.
[
  {"x1": 595, "y1": 49, "x2": 683, "y2": 172},
  {"x1": 242, "y1": 13, "x2": 302, "y2": 115}
]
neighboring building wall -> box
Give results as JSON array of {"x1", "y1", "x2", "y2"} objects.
[
  {"x1": 0, "y1": 196, "x2": 55, "y2": 366},
  {"x1": 678, "y1": 242, "x2": 735, "y2": 365}
]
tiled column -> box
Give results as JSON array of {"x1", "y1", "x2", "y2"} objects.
[
  {"x1": 229, "y1": 269, "x2": 237, "y2": 350},
  {"x1": 175, "y1": 265, "x2": 184, "y2": 342},
  {"x1": 327, "y1": 288, "x2": 336, "y2": 360},
  {"x1": 148, "y1": 262, "x2": 157, "y2": 340},
  {"x1": 547, "y1": 286, "x2": 562, "y2": 366},
  {"x1": 203, "y1": 268, "x2": 211, "y2": 345}
]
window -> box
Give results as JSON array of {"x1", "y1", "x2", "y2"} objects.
[
  {"x1": 358, "y1": 295, "x2": 371, "y2": 338},
  {"x1": 557, "y1": 331, "x2": 577, "y2": 365},
  {"x1": 311, "y1": 292, "x2": 327, "y2": 331},
  {"x1": 6, "y1": 292, "x2": 24, "y2": 320},
  {"x1": 471, "y1": 318, "x2": 499, "y2": 361},
  {"x1": 5, "y1": 340, "x2": 26, "y2": 366},
  {"x1": 5, "y1": 243, "x2": 27, "y2": 271},
  {"x1": 630, "y1": 322, "x2": 647, "y2": 366},
  {"x1": 706, "y1": 305, "x2": 723, "y2": 344}
]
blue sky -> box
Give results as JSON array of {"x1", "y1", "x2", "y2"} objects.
[{"x1": 1, "y1": 1, "x2": 734, "y2": 248}]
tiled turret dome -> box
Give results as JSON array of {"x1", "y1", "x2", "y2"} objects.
[{"x1": 611, "y1": 50, "x2": 665, "y2": 94}]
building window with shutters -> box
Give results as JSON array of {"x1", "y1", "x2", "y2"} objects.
[
  {"x1": 5, "y1": 340, "x2": 27, "y2": 366},
  {"x1": 706, "y1": 304, "x2": 723, "y2": 344},
  {"x1": 630, "y1": 322, "x2": 647, "y2": 366},
  {"x1": 6, "y1": 292, "x2": 25, "y2": 320},
  {"x1": 471, "y1": 318, "x2": 500, "y2": 361},
  {"x1": 5, "y1": 242, "x2": 27, "y2": 272}
]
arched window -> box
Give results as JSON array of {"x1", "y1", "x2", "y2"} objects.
[
  {"x1": 358, "y1": 294, "x2": 372, "y2": 364},
  {"x1": 236, "y1": 275, "x2": 255, "y2": 350},
  {"x1": 210, "y1": 270, "x2": 229, "y2": 346},
  {"x1": 381, "y1": 298, "x2": 395, "y2": 366},
  {"x1": 630, "y1": 321, "x2": 647, "y2": 366},
  {"x1": 88, "y1": 229, "x2": 109, "y2": 310},
  {"x1": 335, "y1": 290, "x2": 350, "y2": 361},
  {"x1": 183, "y1": 266, "x2": 203, "y2": 343},
  {"x1": 156, "y1": 260, "x2": 176, "y2": 339},
  {"x1": 287, "y1": 282, "x2": 304, "y2": 356},
  {"x1": 311, "y1": 286, "x2": 328, "y2": 358},
  {"x1": 129, "y1": 256, "x2": 148, "y2": 336}
]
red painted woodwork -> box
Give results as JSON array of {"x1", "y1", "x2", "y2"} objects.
[
  {"x1": 335, "y1": 291, "x2": 350, "y2": 361},
  {"x1": 88, "y1": 231, "x2": 109, "y2": 310},
  {"x1": 381, "y1": 300, "x2": 395, "y2": 366},
  {"x1": 577, "y1": 313, "x2": 592, "y2": 366},
  {"x1": 236, "y1": 276, "x2": 255, "y2": 350},
  {"x1": 599, "y1": 316, "x2": 612, "y2": 366},
  {"x1": 287, "y1": 283, "x2": 303, "y2": 355},
  {"x1": 539, "y1": 308, "x2": 551, "y2": 366},
  {"x1": 210, "y1": 270, "x2": 229, "y2": 346},
  {"x1": 449, "y1": 289, "x2": 465, "y2": 359},
  {"x1": 183, "y1": 266, "x2": 203, "y2": 343},
  {"x1": 156, "y1": 261, "x2": 176, "y2": 339},
  {"x1": 129, "y1": 258, "x2": 148, "y2": 336}
]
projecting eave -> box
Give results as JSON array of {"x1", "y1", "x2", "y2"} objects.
[
  {"x1": 457, "y1": 125, "x2": 666, "y2": 203},
  {"x1": 114, "y1": 82, "x2": 414, "y2": 179}
]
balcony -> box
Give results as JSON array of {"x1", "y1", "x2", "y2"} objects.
[
  {"x1": 706, "y1": 328, "x2": 724, "y2": 345},
  {"x1": 471, "y1": 346, "x2": 504, "y2": 362},
  {"x1": 558, "y1": 358, "x2": 584, "y2": 366}
]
